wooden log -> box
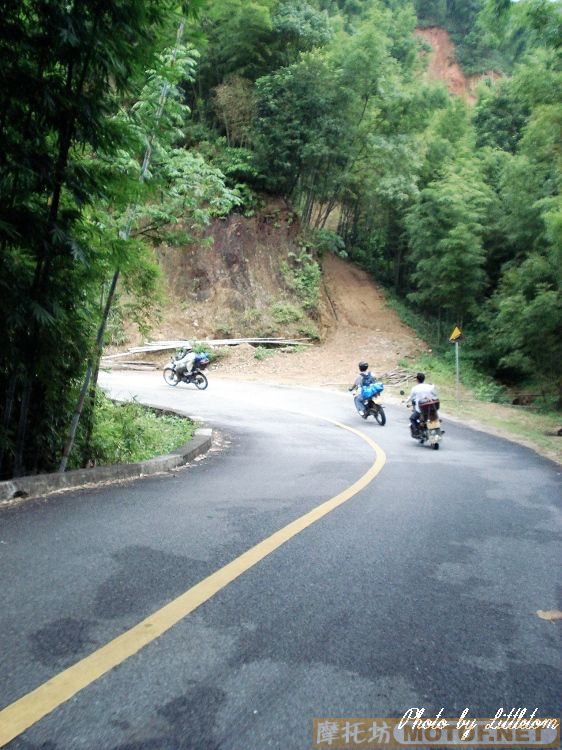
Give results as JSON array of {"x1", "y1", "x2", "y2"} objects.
[{"x1": 102, "y1": 337, "x2": 313, "y2": 360}]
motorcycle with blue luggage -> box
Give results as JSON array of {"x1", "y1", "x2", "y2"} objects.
[
  {"x1": 163, "y1": 351, "x2": 210, "y2": 389},
  {"x1": 352, "y1": 381, "x2": 386, "y2": 425}
]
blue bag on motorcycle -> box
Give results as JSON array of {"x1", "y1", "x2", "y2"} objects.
[{"x1": 361, "y1": 381, "x2": 384, "y2": 399}]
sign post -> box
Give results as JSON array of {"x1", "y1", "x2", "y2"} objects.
[{"x1": 448, "y1": 326, "x2": 463, "y2": 403}]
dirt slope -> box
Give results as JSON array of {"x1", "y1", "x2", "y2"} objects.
[
  {"x1": 211, "y1": 253, "x2": 426, "y2": 387},
  {"x1": 115, "y1": 198, "x2": 425, "y2": 387},
  {"x1": 154, "y1": 203, "x2": 303, "y2": 341},
  {"x1": 120, "y1": 252, "x2": 426, "y2": 388}
]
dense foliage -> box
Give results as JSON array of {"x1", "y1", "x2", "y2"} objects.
[
  {"x1": 0, "y1": 0, "x2": 235, "y2": 478},
  {"x1": 1, "y1": 0, "x2": 560, "y2": 478}
]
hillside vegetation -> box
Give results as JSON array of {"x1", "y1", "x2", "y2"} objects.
[{"x1": 1, "y1": 0, "x2": 560, "y2": 478}]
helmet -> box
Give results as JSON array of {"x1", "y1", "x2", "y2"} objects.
[{"x1": 358, "y1": 361, "x2": 368, "y2": 372}]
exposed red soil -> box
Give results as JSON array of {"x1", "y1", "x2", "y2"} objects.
[{"x1": 415, "y1": 27, "x2": 500, "y2": 103}]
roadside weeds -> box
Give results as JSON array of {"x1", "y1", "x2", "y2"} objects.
[{"x1": 0, "y1": 428, "x2": 213, "y2": 506}]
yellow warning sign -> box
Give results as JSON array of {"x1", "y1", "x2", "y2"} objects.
[{"x1": 449, "y1": 326, "x2": 462, "y2": 342}]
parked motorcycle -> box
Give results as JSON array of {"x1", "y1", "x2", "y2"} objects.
[
  {"x1": 352, "y1": 381, "x2": 386, "y2": 425},
  {"x1": 400, "y1": 390, "x2": 444, "y2": 449},
  {"x1": 163, "y1": 352, "x2": 210, "y2": 390}
]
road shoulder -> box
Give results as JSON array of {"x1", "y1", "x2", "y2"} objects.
[{"x1": 0, "y1": 426, "x2": 212, "y2": 505}]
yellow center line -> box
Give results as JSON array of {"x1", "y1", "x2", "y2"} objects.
[{"x1": 0, "y1": 418, "x2": 386, "y2": 747}]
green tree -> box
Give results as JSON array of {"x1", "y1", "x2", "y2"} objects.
[
  {"x1": 272, "y1": 0, "x2": 332, "y2": 64},
  {"x1": 473, "y1": 79, "x2": 530, "y2": 153},
  {"x1": 0, "y1": 0, "x2": 212, "y2": 478},
  {"x1": 406, "y1": 160, "x2": 491, "y2": 330},
  {"x1": 413, "y1": 0, "x2": 447, "y2": 26},
  {"x1": 253, "y1": 52, "x2": 350, "y2": 199},
  {"x1": 195, "y1": 0, "x2": 276, "y2": 100},
  {"x1": 58, "y1": 33, "x2": 238, "y2": 471},
  {"x1": 480, "y1": 244, "x2": 562, "y2": 401},
  {"x1": 417, "y1": 97, "x2": 473, "y2": 187},
  {"x1": 213, "y1": 76, "x2": 256, "y2": 147}
]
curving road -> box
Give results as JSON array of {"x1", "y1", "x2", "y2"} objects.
[{"x1": 0, "y1": 372, "x2": 560, "y2": 749}]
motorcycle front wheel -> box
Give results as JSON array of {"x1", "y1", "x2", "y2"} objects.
[
  {"x1": 163, "y1": 368, "x2": 179, "y2": 386},
  {"x1": 374, "y1": 405, "x2": 386, "y2": 426},
  {"x1": 193, "y1": 373, "x2": 208, "y2": 390}
]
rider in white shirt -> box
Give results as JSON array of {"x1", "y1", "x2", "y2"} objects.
[{"x1": 407, "y1": 372, "x2": 438, "y2": 434}]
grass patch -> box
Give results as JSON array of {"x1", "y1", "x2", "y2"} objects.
[
  {"x1": 270, "y1": 301, "x2": 303, "y2": 324},
  {"x1": 384, "y1": 294, "x2": 443, "y2": 347},
  {"x1": 75, "y1": 391, "x2": 195, "y2": 468},
  {"x1": 413, "y1": 352, "x2": 509, "y2": 405},
  {"x1": 254, "y1": 346, "x2": 277, "y2": 361},
  {"x1": 281, "y1": 250, "x2": 322, "y2": 312},
  {"x1": 298, "y1": 323, "x2": 321, "y2": 341},
  {"x1": 207, "y1": 346, "x2": 231, "y2": 363},
  {"x1": 243, "y1": 308, "x2": 262, "y2": 326},
  {"x1": 255, "y1": 323, "x2": 276, "y2": 338},
  {"x1": 215, "y1": 322, "x2": 235, "y2": 338}
]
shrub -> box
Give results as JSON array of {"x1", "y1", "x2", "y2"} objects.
[
  {"x1": 254, "y1": 346, "x2": 276, "y2": 361},
  {"x1": 281, "y1": 250, "x2": 322, "y2": 311},
  {"x1": 215, "y1": 322, "x2": 234, "y2": 338},
  {"x1": 271, "y1": 301, "x2": 303, "y2": 324},
  {"x1": 298, "y1": 323, "x2": 320, "y2": 341},
  {"x1": 188, "y1": 343, "x2": 231, "y2": 363},
  {"x1": 75, "y1": 391, "x2": 195, "y2": 468},
  {"x1": 308, "y1": 228, "x2": 346, "y2": 256},
  {"x1": 243, "y1": 307, "x2": 262, "y2": 324}
]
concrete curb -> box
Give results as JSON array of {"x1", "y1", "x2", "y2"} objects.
[{"x1": 0, "y1": 425, "x2": 213, "y2": 505}]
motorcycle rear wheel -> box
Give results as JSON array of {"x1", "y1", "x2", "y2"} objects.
[
  {"x1": 433, "y1": 442, "x2": 440, "y2": 450},
  {"x1": 193, "y1": 373, "x2": 208, "y2": 390},
  {"x1": 163, "y1": 368, "x2": 179, "y2": 386},
  {"x1": 374, "y1": 406, "x2": 386, "y2": 426}
]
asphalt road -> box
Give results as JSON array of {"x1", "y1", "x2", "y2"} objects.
[{"x1": 0, "y1": 372, "x2": 560, "y2": 749}]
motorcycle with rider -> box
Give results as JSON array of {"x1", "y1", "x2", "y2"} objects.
[
  {"x1": 349, "y1": 361, "x2": 386, "y2": 425},
  {"x1": 401, "y1": 372, "x2": 444, "y2": 449},
  {"x1": 163, "y1": 345, "x2": 210, "y2": 389}
]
